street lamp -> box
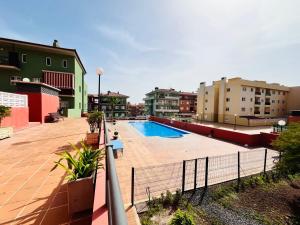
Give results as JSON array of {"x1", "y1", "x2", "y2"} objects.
[
  {"x1": 96, "y1": 68, "x2": 104, "y2": 112},
  {"x1": 234, "y1": 114, "x2": 238, "y2": 130}
]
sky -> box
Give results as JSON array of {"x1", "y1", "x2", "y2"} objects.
[{"x1": 1, "y1": 0, "x2": 300, "y2": 103}]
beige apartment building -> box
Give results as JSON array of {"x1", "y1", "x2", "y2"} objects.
[{"x1": 197, "y1": 77, "x2": 294, "y2": 126}]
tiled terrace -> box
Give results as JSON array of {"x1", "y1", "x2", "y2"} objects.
[
  {"x1": 0, "y1": 118, "x2": 91, "y2": 225},
  {"x1": 110, "y1": 120, "x2": 267, "y2": 224}
]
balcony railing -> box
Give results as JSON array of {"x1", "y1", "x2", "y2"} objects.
[
  {"x1": 103, "y1": 114, "x2": 128, "y2": 225},
  {"x1": 0, "y1": 53, "x2": 20, "y2": 68},
  {"x1": 255, "y1": 102, "x2": 261, "y2": 105}
]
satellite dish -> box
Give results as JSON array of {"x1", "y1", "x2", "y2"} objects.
[
  {"x1": 23, "y1": 78, "x2": 30, "y2": 82},
  {"x1": 278, "y1": 120, "x2": 286, "y2": 126}
]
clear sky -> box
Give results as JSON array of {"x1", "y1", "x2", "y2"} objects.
[{"x1": 1, "y1": 0, "x2": 300, "y2": 103}]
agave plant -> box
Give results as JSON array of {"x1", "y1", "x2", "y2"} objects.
[{"x1": 52, "y1": 141, "x2": 105, "y2": 181}]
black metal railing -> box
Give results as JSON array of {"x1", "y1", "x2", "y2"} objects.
[{"x1": 103, "y1": 114, "x2": 128, "y2": 225}]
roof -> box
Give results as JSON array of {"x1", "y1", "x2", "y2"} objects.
[
  {"x1": 88, "y1": 91, "x2": 129, "y2": 98},
  {"x1": 179, "y1": 91, "x2": 197, "y2": 96},
  {"x1": 0, "y1": 37, "x2": 86, "y2": 74},
  {"x1": 15, "y1": 81, "x2": 61, "y2": 92},
  {"x1": 146, "y1": 88, "x2": 178, "y2": 95}
]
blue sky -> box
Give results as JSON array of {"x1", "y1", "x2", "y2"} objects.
[{"x1": 1, "y1": 0, "x2": 300, "y2": 103}]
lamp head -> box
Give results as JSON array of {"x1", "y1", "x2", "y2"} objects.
[{"x1": 96, "y1": 68, "x2": 104, "y2": 76}]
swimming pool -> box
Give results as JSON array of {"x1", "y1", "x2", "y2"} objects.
[{"x1": 129, "y1": 121, "x2": 188, "y2": 138}]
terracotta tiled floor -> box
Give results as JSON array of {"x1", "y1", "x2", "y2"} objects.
[
  {"x1": 110, "y1": 120, "x2": 272, "y2": 225},
  {"x1": 0, "y1": 118, "x2": 91, "y2": 225}
]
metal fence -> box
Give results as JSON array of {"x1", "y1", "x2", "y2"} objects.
[
  {"x1": 0, "y1": 91, "x2": 28, "y2": 107},
  {"x1": 131, "y1": 149, "x2": 279, "y2": 205}
]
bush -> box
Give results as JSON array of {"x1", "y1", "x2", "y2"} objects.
[{"x1": 169, "y1": 209, "x2": 195, "y2": 225}]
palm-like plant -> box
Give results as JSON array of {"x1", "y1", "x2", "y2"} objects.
[
  {"x1": 52, "y1": 141, "x2": 105, "y2": 181},
  {"x1": 110, "y1": 97, "x2": 120, "y2": 120},
  {"x1": 0, "y1": 105, "x2": 11, "y2": 127}
]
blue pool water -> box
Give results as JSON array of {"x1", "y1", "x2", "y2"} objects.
[{"x1": 129, "y1": 121, "x2": 188, "y2": 138}]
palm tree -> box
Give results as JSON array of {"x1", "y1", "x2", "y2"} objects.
[{"x1": 109, "y1": 97, "x2": 120, "y2": 120}]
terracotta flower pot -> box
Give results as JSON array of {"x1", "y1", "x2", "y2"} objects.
[
  {"x1": 68, "y1": 173, "x2": 95, "y2": 216},
  {"x1": 86, "y1": 132, "x2": 99, "y2": 145}
]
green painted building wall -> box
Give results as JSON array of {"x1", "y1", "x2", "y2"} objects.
[{"x1": 0, "y1": 40, "x2": 87, "y2": 118}]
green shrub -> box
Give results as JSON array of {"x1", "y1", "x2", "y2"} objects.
[
  {"x1": 141, "y1": 216, "x2": 153, "y2": 225},
  {"x1": 169, "y1": 209, "x2": 195, "y2": 225},
  {"x1": 164, "y1": 190, "x2": 173, "y2": 207},
  {"x1": 172, "y1": 189, "x2": 182, "y2": 207}
]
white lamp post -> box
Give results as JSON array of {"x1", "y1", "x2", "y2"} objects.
[{"x1": 96, "y1": 68, "x2": 104, "y2": 111}]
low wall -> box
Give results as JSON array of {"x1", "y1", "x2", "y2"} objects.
[
  {"x1": 1, "y1": 107, "x2": 29, "y2": 130},
  {"x1": 150, "y1": 116, "x2": 279, "y2": 148}
]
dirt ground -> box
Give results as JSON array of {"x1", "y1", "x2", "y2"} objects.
[{"x1": 233, "y1": 179, "x2": 300, "y2": 224}]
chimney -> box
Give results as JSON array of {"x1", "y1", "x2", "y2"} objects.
[
  {"x1": 107, "y1": 91, "x2": 111, "y2": 95},
  {"x1": 53, "y1": 40, "x2": 60, "y2": 47},
  {"x1": 155, "y1": 87, "x2": 159, "y2": 90}
]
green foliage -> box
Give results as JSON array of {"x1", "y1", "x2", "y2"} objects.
[
  {"x1": 272, "y1": 123, "x2": 300, "y2": 174},
  {"x1": 52, "y1": 141, "x2": 104, "y2": 181},
  {"x1": 0, "y1": 105, "x2": 11, "y2": 126},
  {"x1": 169, "y1": 209, "x2": 195, "y2": 225},
  {"x1": 172, "y1": 189, "x2": 182, "y2": 208},
  {"x1": 87, "y1": 111, "x2": 103, "y2": 133},
  {"x1": 140, "y1": 216, "x2": 154, "y2": 225}
]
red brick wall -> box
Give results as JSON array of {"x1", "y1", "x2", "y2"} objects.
[
  {"x1": 1, "y1": 107, "x2": 29, "y2": 130},
  {"x1": 149, "y1": 116, "x2": 278, "y2": 148}
]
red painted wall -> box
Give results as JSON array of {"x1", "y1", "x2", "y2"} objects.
[
  {"x1": 149, "y1": 116, "x2": 279, "y2": 148},
  {"x1": 1, "y1": 107, "x2": 29, "y2": 130},
  {"x1": 41, "y1": 93, "x2": 59, "y2": 122},
  {"x1": 17, "y1": 92, "x2": 59, "y2": 123}
]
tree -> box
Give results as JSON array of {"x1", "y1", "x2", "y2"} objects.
[
  {"x1": 0, "y1": 105, "x2": 11, "y2": 127},
  {"x1": 272, "y1": 123, "x2": 300, "y2": 174},
  {"x1": 109, "y1": 97, "x2": 120, "y2": 120}
]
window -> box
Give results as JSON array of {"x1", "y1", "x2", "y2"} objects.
[
  {"x1": 283, "y1": 92, "x2": 285, "y2": 96},
  {"x1": 250, "y1": 108, "x2": 253, "y2": 112},
  {"x1": 241, "y1": 107, "x2": 245, "y2": 112},
  {"x1": 262, "y1": 89, "x2": 264, "y2": 93},
  {"x1": 180, "y1": 107, "x2": 184, "y2": 110},
  {"x1": 115, "y1": 106, "x2": 119, "y2": 109},
  {"x1": 21, "y1": 54, "x2": 27, "y2": 63},
  {"x1": 226, "y1": 98, "x2": 230, "y2": 102},
  {"x1": 278, "y1": 91, "x2": 281, "y2": 95},
  {"x1": 242, "y1": 87, "x2": 247, "y2": 91},
  {"x1": 115, "y1": 113, "x2": 119, "y2": 117},
  {"x1": 250, "y1": 98, "x2": 253, "y2": 102},
  {"x1": 62, "y1": 59, "x2": 68, "y2": 68},
  {"x1": 242, "y1": 97, "x2": 246, "y2": 101},
  {"x1": 121, "y1": 106, "x2": 125, "y2": 109},
  {"x1": 205, "y1": 91, "x2": 208, "y2": 95},
  {"x1": 205, "y1": 107, "x2": 207, "y2": 111},
  {"x1": 79, "y1": 85, "x2": 81, "y2": 92},
  {"x1": 272, "y1": 100, "x2": 275, "y2": 103},
  {"x1": 272, "y1": 90, "x2": 275, "y2": 94},
  {"x1": 46, "y1": 57, "x2": 51, "y2": 66},
  {"x1": 272, "y1": 109, "x2": 274, "y2": 112},
  {"x1": 282, "y1": 100, "x2": 285, "y2": 104},
  {"x1": 10, "y1": 76, "x2": 22, "y2": 85},
  {"x1": 225, "y1": 107, "x2": 229, "y2": 111},
  {"x1": 227, "y1": 88, "x2": 230, "y2": 92},
  {"x1": 205, "y1": 99, "x2": 208, "y2": 103},
  {"x1": 251, "y1": 88, "x2": 253, "y2": 92},
  {"x1": 277, "y1": 100, "x2": 280, "y2": 104}
]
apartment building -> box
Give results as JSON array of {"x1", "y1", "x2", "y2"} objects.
[
  {"x1": 127, "y1": 103, "x2": 145, "y2": 117},
  {"x1": 179, "y1": 91, "x2": 197, "y2": 117},
  {"x1": 88, "y1": 91, "x2": 129, "y2": 118},
  {"x1": 0, "y1": 38, "x2": 87, "y2": 117},
  {"x1": 144, "y1": 87, "x2": 180, "y2": 117},
  {"x1": 197, "y1": 77, "x2": 290, "y2": 126}
]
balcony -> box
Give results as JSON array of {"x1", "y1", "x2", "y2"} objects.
[
  {"x1": 43, "y1": 70, "x2": 74, "y2": 95},
  {"x1": 255, "y1": 101, "x2": 261, "y2": 105},
  {"x1": 0, "y1": 52, "x2": 20, "y2": 70},
  {"x1": 255, "y1": 92, "x2": 261, "y2": 95},
  {"x1": 254, "y1": 111, "x2": 260, "y2": 114}
]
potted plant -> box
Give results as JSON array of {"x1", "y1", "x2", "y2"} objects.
[
  {"x1": 86, "y1": 111, "x2": 103, "y2": 145},
  {"x1": 52, "y1": 141, "x2": 104, "y2": 216},
  {"x1": 0, "y1": 105, "x2": 12, "y2": 140},
  {"x1": 113, "y1": 131, "x2": 119, "y2": 140}
]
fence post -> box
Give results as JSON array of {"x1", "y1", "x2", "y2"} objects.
[
  {"x1": 194, "y1": 159, "x2": 197, "y2": 191},
  {"x1": 238, "y1": 152, "x2": 240, "y2": 186},
  {"x1": 263, "y1": 148, "x2": 268, "y2": 175},
  {"x1": 131, "y1": 167, "x2": 135, "y2": 206},
  {"x1": 205, "y1": 157, "x2": 209, "y2": 189},
  {"x1": 182, "y1": 160, "x2": 186, "y2": 194}
]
